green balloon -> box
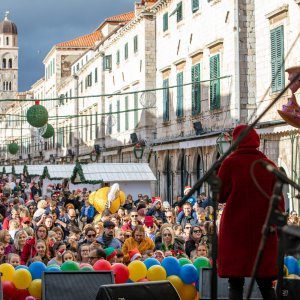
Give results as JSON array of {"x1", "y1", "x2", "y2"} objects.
[
  {"x1": 60, "y1": 261, "x2": 80, "y2": 271},
  {"x1": 47, "y1": 264, "x2": 60, "y2": 269},
  {"x1": 193, "y1": 256, "x2": 211, "y2": 270},
  {"x1": 42, "y1": 124, "x2": 54, "y2": 139},
  {"x1": 179, "y1": 257, "x2": 192, "y2": 266}
]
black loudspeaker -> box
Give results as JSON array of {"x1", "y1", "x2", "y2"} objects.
[
  {"x1": 42, "y1": 271, "x2": 114, "y2": 300},
  {"x1": 130, "y1": 132, "x2": 138, "y2": 143},
  {"x1": 199, "y1": 268, "x2": 263, "y2": 299},
  {"x1": 281, "y1": 278, "x2": 300, "y2": 299},
  {"x1": 96, "y1": 281, "x2": 180, "y2": 300},
  {"x1": 193, "y1": 121, "x2": 204, "y2": 135}
]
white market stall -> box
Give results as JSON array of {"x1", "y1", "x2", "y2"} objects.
[{"x1": 71, "y1": 163, "x2": 156, "y2": 197}]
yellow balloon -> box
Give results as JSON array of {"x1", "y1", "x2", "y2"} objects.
[
  {"x1": 128, "y1": 260, "x2": 147, "y2": 282},
  {"x1": 179, "y1": 284, "x2": 197, "y2": 300},
  {"x1": 147, "y1": 265, "x2": 167, "y2": 281},
  {"x1": 0, "y1": 263, "x2": 15, "y2": 281},
  {"x1": 13, "y1": 269, "x2": 32, "y2": 289},
  {"x1": 167, "y1": 275, "x2": 184, "y2": 294},
  {"x1": 29, "y1": 279, "x2": 42, "y2": 299}
]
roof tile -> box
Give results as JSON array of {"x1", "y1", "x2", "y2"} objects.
[
  {"x1": 56, "y1": 30, "x2": 102, "y2": 48},
  {"x1": 105, "y1": 11, "x2": 135, "y2": 22}
]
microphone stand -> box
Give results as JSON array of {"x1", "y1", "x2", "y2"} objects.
[
  {"x1": 178, "y1": 73, "x2": 300, "y2": 300},
  {"x1": 245, "y1": 180, "x2": 287, "y2": 300}
]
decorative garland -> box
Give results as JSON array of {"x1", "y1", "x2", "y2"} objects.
[
  {"x1": 70, "y1": 162, "x2": 103, "y2": 185},
  {"x1": 41, "y1": 166, "x2": 67, "y2": 180}
]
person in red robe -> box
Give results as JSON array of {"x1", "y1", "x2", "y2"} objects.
[{"x1": 217, "y1": 124, "x2": 284, "y2": 300}]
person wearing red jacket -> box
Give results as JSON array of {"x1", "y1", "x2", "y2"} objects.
[
  {"x1": 21, "y1": 224, "x2": 48, "y2": 265},
  {"x1": 217, "y1": 125, "x2": 284, "y2": 300}
]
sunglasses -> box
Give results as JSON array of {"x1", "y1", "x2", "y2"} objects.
[
  {"x1": 131, "y1": 215, "x2": 138, "y2": 218},
  {"x1": 125, "y1": 234, "x2": 131, "y2": 238},
  {"x1": 166, "y1": 216, "x2": 172, "y2": 218},
  {"x1": 87, "y1": 234, "x2": 96, "y2": 238},
  {"x1": 193, "y1": 230, "x2": 201, "y2": 234},
  {"x1": 185, "y1": 227, "x2": 192, "y2": 229},
  {"x1": 163, "y1": 233, "x2": 171, "y2": 237}
]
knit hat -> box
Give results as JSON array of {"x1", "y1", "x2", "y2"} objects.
[
  {"x1": 129, "y1": 248, "x2": 142, "y2": 261},
  {"x1": 184, "y1": 186, "x2": 191, "y2": 195},
  {"x1": 162, "y1": 201, "x2": 170, "y2": 209},
  {"x1": 104, "y1": 247, "x2": 117, "y2": 261},
  {"x1": 152, "y1": 196, "x2": 161, "y2": 208}
]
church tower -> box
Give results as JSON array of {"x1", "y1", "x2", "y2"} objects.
[{"x1": 0, "y1": 11, "x2": 18, "y2": 100}]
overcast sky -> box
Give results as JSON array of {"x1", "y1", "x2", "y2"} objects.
[{"x1": 0, "y1": 0, "x2": 134, "y2": 91}]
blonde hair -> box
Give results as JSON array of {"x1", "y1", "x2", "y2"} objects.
[
  {"x1": 14, "y1": 229, "x2": 28, "y2": 251},
  {"x1": 0, "y1": 230, "x2": 9, "y2": 243},
  {"x1": 161, "y1": 226, "x2": 175, "y2": 245},
  {"x1": 37, "y1": 200, "x2": 48, "y2": 209},
  {"x1": 23, "y1": 226, "x2": 34, "y2": 237},
  {"x1": 9, "y1": 219, "x2": 20, "y2": 230}
]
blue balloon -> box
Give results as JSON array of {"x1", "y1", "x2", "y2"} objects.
[
  {"x1": 284, "y1": 256, "x2": 298, "y2": 275},
  {"x1": 180, "y1": 264, "x2": 199, "y2": 284},
  {"x1": 143, "y1": 258, "x2": 161, "y2": 270},
  {"x1": 29, "y1": 261, "x2": 47, "y2": 279},
  {"x1": 161, "y1": 256, "x2": 181, "y2": 276},
  {"x1": 15, "y1": 265, "x2": 29, "y2": 270}
]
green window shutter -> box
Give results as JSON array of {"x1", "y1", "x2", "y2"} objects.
[
  {"x1": 191, "y1": 63, "x2": 201, "y2": 115},
  {"x1": 125, "y1": 43, "x2": 128, "y2": 60},
  {"x1": 163, "y1": 13, "x2": 168, "y2": 32},
  {"x1": 134, "y1": 35, "x2": 138, "y2": 53},
  {"x1": 210, "y1": 54, "x2": 221, "y2": 110},
  {"x1": 271, "y1": 25, "x2": 285, "y2": 92},
  {"x1": 69, "y1": 124, "x2": 72, "y2": 146},
  {"x1": 134, "y1": 93, "x2": 138, "y2": 128},
  {"x1": 176, "y1": 72, "x2": 184, "y2": 118},
  {"x1": 125, "y1": 96, "x2": 129, "y2": 130},
  {"x1": 177, "y1": 2, "x2": 183, "y2": 22},
  {"x1": 163, "y1": 79, "x2": 170, "y2": 122},
  {"x1": 104, "y1": 55, "x2": 112, "y2": 70},
  {"x1": 95, "y1": 68, "x2": 98, "y2": 83},
  {"x1": 117, "y1": 100, "x2": 120, "y2": 132},
  {"x1": 116, "y1": 50, "x2": 120, "y2": 65},
  {"x1": 108, "y1": 104, "x2": 112, "y2": 134},
  {"x1": 192, "y1": 0, "x2": 199, "y2": 12}
]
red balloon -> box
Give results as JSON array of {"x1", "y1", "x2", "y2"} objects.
[
  {"x1": 2, "y1": 281, "x2": 17, "y2": 300},
  {"x1": 12, "y1": 289, "x2": 30, "y2": 300},
  {"x1": 93, "y1": 259, "x2": 112, "y2": 271},
  {"x1": 111, "y1": 263, "x2": 129, "y2": 284}
]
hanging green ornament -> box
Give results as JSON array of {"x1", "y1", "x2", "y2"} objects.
[
  {"x1": 42, "y1": 124, "x2": 54, "y2": 139},
  {"x1": 8, "y1": 142, "x2": 19, "y2": 155},
  {"x1": 27, "y1": 100, "x2": 48, "y2": 128}
]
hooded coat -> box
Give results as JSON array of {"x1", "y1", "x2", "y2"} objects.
[{"x1": 217, "y1": 125, "x2": 284, "y2": 278}]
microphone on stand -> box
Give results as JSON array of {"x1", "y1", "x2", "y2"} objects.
[{"x1": 258, "y1": 160, "x2": 300, "y2": 192}]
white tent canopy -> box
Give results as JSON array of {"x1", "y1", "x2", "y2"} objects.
[{"x1": 44, "y1": 164, "x2": 75, "y2": 179}]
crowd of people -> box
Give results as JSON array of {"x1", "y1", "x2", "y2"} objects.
[{"x1": 0, "y1": 179, "x2": 220, "y2": 269}]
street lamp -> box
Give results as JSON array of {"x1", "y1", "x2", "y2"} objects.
[
  {"x1": 133, "y1": 143, "x2": 144, "y2": 160},
  {"x1": 216, "y1": 132, "x2": 232, "y2": 155},
  {"x1": 90, "y1": 151, "x2": 97, "y2": 162}
]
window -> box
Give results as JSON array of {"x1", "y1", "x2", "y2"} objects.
[
  {"x1": 210, "y1": 54, "x2": 221, "y2": 110},
  {"x1": 176, "y1": 72, "x2": 184, "y2": 118},
  {"x1": 191, "y1": 63, "x2": 201, "y2": 115},
  {"x1": 2, "y1": 58, "x2": 6, "y2": 68},
  {"x1": 134, "y1": 92, "x2": 139, "y2": 128},
  {"x1": 125, "y1": 96, "x2": 129, "y2": 130},
  {"x1": 95, "y1": 68, "x2": 98, "y2": 83},
  {"x1": 271, "y1": 25, "x2": 285, "y2": 92},
  {"x1": 192, "y1": 0, "x2": 199, "y2": 12},
  {"x1": 117, "y1": 100, "x2": 120, "y2": 132},
  {"x1": 163, "y1": 13, "x2": 168, "y2": 32},
  {"x1": 170, "y1": 2, "x2": 183, "y2": 22},
  {"x1": 124, "y1": 43, "x2": 129, "y2": 60},
  {"x1": 134, "y1": 35, "x2": 138, "y2": 53},
  {"x1": 163, "y1": 79, "x2": 170, "y2": 122},
  {"x1": 104, "y1": 55, "x2": 112, "y2": 70},
  {"x1": 6, "y1": 37, "x2": 9, "y2": 45},
  {"x1": 87, "y1": 73, "x2": 92, "y2": 87},
  {"x1": 8, "y1": 59, "x2": 12, "y2": 68},
  {"x1": 116, "y1": 50, "x2": 120, "y2": 65}
]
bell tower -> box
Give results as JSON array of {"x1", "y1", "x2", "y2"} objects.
[{"x1": 0, "y1": 11, "x2": 18, "y2": 100}]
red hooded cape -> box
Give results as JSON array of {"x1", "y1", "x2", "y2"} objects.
[{"x1": 217, "y1": 125, "x2": 284, "y2": 278}]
